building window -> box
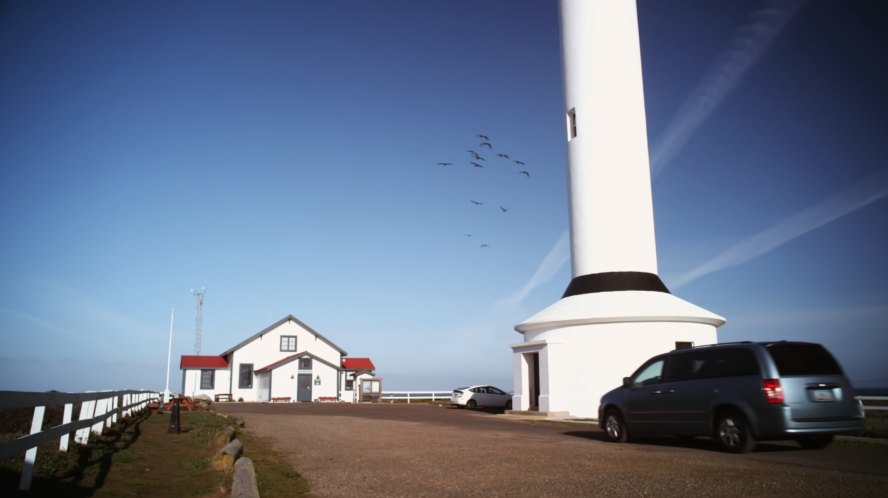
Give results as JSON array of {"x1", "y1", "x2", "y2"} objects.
[
  {"x1": 566, "y1": 107, "x2": 577, "y2": 141},
  {"x1": 675, "y1": 341, "x2": 694, "y2": 350},
  {"x1": 239, "y1": 364, "x2": 253, "y2": 389},
  {"x1": 298, "y1": 357, "x2": 312, "y2": 370},
  {"x1": 345, "y1": 378, "x2": 354, "y2": 390},
  {"x1": 280, "y1": 336, "x2": 297, "y2": 352},
  {"x1": 200, "y1": 369, "x2": 214, "y2": 390}
]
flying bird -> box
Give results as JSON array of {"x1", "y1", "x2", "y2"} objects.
[
  {"x1": 436, "y1": 162, "x2": 452, "y2": 166},
  {"x1": 470, "y1": 200, "x2": 484, "y2": 205},
  {"x1": 477, "y1": 134, "x2": 490, "y2": 140},
  {"x1": 465, "y1": 234, "x2": 474, "y2": 237},
  {"x1": 480, "y1": 142, "x2": 493, "y2": 149},
  {"x1": 514, "y1": 160, "x2": 526, "y2": 166},
  {"x1": 497, "y1": 153, "x2": 510, "y2": 159},
  {"x1": 499, "y1": 206, "x2": 509, "y2": 212},
  {"x1": 480, "y1": 244, "x2": 490, "y2": 248},
  {"x1": 471, "y1": 162, "x2": 484, "y2": 168},
  {"x1": 520, "y1": 170, "x2": 530, "y2": 177}
]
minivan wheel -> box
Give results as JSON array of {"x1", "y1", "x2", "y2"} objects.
[
  {"x1": 604, "y1": 409, "x2": 629, "y2": 443},
  {"x1": 797, "y1": 435, "x2": 833, "y2": 449},
  {"x1": 715, "y1": 410, "x2": 755, "y2": 453}
]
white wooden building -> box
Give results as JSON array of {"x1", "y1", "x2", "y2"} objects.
[{"x1": 180, "y1": 314, "x2": 377, "y2": 402}]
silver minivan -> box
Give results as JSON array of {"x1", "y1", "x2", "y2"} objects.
[{"x1": 598, "y1": 341, "x2": 865, "y2": 452}]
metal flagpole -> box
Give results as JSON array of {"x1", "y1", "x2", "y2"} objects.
[{"x1": 164, "y1": 308, "x2": 174, "y2": 404}]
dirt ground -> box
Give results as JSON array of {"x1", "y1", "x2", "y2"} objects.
[{"x1": 216, "y1": 402, "x2": 888, "y2": 497}]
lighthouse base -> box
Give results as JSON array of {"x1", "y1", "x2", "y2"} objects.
[{"x1": 511, "y1": 291, "x2": 724, "y2": 418}]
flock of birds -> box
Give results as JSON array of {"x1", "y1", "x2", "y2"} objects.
[{"x1": 434, "y1": 133, "x2": 533, "y2": 249}]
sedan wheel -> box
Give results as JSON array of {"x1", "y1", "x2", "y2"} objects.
[
  {"x1": 603, "y1": 409, "x2": 629, "y2": 443},
  {"x1": 466, "y1": 399, "x2": 477, "y2": 409},
  {"x1": 715, "y1": 410, "x2": 755, "y2": 453}
]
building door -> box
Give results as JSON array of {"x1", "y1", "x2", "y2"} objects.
[{"x1": 297, "y1": 373, "x2": 313, "y2": 402}]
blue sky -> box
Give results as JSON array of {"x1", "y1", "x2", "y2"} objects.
[{"x1": 1, "y1": 0, "x2": 886, "y2": 393}]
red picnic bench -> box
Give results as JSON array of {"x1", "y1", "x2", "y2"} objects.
[{"x1": 148, "y1": 396, "x2": 195, "y2": 413}]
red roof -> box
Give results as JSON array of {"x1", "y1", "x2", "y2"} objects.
[
  {"x1": 342, "y1": 357, "x2": 375, "y2": 371},
  {"x1": 180, "y1": 355, "x2": 229, "y2": 369},
  {"x1": 256, "y1": 354, "x2": 301, "y2": 373}
]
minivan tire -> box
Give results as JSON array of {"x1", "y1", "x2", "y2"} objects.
[
  {"x1": 603, "y1": 408, "x2": 629, "y2": 443},
  {"x1": 715, "y1": 410, "x2": 756, "y2": 453}
]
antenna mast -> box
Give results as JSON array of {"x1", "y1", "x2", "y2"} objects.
[{"x1": 191, "y1": 287, "x2": 207, "y2": 355}]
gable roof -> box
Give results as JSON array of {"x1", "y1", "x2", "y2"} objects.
[
  {"x1": 255, "y1": 351, "x2": 340, "y2": 373},
  {"x1": 221, "y1": 314, "x2": 348, "y2": 357},
  {"x1": 342, "y1": 357, "x2": 375, "y2": 371},
  {"x1": 180, "y1": 355, "x2": 229, "y2": 369}
]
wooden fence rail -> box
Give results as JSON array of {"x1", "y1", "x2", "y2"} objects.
[
  {"x1": 858, "y1": 396, "x2": 888, "y2": 411},
  {"x1": 0, "y1": 389, "x2": 159, "y2": 491},
  {"x1": 380, "y1": 391, "x2": 453, "y2": 403}
]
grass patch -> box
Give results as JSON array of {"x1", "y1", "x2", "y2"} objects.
[
  {"x1": 236, "y1": 431, "x2": 311, "y2": 497},
  {"x1": 1, "y1": 408, "x2": 310, "y2": 497},
  {"x1": 857, "y1": 410, "x2": 888, "y2": 439}
]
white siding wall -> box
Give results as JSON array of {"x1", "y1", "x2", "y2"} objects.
[
  {"x1": 182, "y1": 370, "x2": 198, "y2": 396},
  {"x1": 227, "y1": 319, "x2": 344, "y2": 402},
  {"x1": 181, "y1": 368, "x2": 231, "y2": 398},
  {"x1": 340, "y1": 372, "x2": 356, "y2": 402}
]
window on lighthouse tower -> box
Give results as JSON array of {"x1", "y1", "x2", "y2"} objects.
[{"x1": 567, "y1": 107, "x2": 577, "y2": 141}]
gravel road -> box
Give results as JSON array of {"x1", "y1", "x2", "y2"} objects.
[{"x1": 215, "y1": 403, "x2": 888, "y2": 497}]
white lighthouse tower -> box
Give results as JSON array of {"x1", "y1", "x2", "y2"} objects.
[{"x1": 510, "y1": 0, "x2": 725, "y2": 418}]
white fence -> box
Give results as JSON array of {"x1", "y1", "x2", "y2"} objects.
[
  {"x1": 0, "y1": 389, "x2": 159, "y2": 491},
  {"x1": 379, "y1": 392, "x2": 888, "y2": 410},
  {"x1": 858, "y1": 396, "x2": 888, "y2": 411},
  {"x1": 380, "y1": 390, "x2": 452, "y2": 403}
]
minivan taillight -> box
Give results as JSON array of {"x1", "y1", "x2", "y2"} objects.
[{"x1": 762, "y1": 379, "x2": 783, "y2": 404}]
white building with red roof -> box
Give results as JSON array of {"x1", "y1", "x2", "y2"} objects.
[{"x1": 179, "y1": 314, "x2": 377, "y2": 403}]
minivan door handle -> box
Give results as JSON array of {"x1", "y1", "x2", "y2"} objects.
[{"x1": 652, "y1": 389, "x2": 675, "y2": 395}]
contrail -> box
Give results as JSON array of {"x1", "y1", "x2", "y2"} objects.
[
  {"x1": 499, "y1": 230, "x2": 569, "y2": 310},
  {"x1": 507, "y1": 1, "x2": 809, "y2": 303},
  {"x1": 671, "y1": 168, "x2": 888, "y2": 289},
  {"x1": 650, "y1": 0, "x2": 807, "y2": 177}
]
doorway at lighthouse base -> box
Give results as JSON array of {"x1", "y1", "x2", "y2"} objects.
[{"x1": 510, "y1": 321, "x2": 718, "y2": 419}]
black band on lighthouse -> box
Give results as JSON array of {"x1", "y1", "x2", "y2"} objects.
[{"x1": 562, "y1": 271, "x2": 670, "y2": 298}]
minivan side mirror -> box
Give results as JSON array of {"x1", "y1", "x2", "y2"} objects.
[{"x1": 622, "y1": 377, "x2": 633, "y2": 388}]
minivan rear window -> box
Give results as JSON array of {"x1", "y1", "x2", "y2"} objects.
[{"x1": 766, "y1": 343, "x2": 844, "y2": 376}]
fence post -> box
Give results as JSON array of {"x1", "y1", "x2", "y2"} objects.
[
  {"x1": 19, "y1": 406, "x2": 45, "y2": 491},
  {"x1": 75, "y1": 399, "x2": 96, "y2": 445},
  {"x1": 108, "y1": 395, "x2": 119, "y2": 427},
  {"x1": 91, "y1": 398, "x2": 107, "y2": 436},
  {"x1": 59, "y1": 403, "x2": 73, "y2": 452}
]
